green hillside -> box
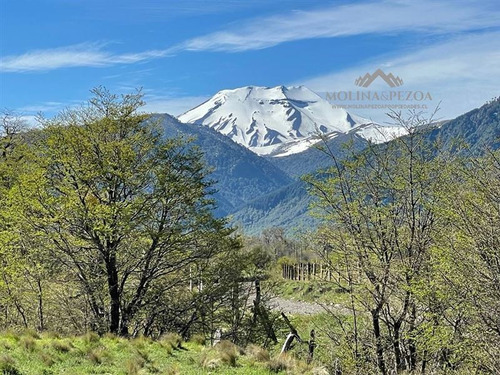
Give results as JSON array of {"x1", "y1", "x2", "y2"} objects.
[
  {"x1": 157, "y1": 114, "x2": 293, "y2": 216},
  {"x1": 231, "y1": 98, "x2": 500, "y2": 234}
]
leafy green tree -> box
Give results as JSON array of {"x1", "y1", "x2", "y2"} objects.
[
  {"x1": 306, "y1": 111, "x2": 445, "y2": 374},
  {"x1": 0, "y1": 111, "x2": 32, "y2": 329},
  {"x1": 435, "y1": 149, "x2": 500, "y2": 373},
  {"x1": 15, "y1": 88, "x2": 238, "y2": 335}
]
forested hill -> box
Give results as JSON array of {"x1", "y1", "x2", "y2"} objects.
[
  {"x1": 156, "y1": 114, "x2": 293, "y2": 216},
  {"x1": 265, "y1": 132, "x2": 368, "y2": 178},
  {"x1": 423, "y1": 97, "x2": 500, "y2": 153},
  {"x1": 230, "y1": 97, "x2": 500, "y2": 234}
]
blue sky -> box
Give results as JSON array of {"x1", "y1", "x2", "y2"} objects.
[{"x1": 1, "y1": 0, "x2": 499, "y2": 123}]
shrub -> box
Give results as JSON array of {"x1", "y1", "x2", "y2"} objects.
[
  {"x1": 160, "y1": 333, "x2": 182, "y2": 349},
  {"x1": 51, "y1": 340, "x2": 72, "y2": 353},
  {"x1": 39, "y1": 352, "x2": 56, "y2": 367},
  {"x1": 161, "y1": 366, "x2": 179, "y2": 375},
  {"x1": 215, "y1": 340, "x2": 240, "y2": 367},
  {"x1": 0, "y1": 354, "x2": 22, "y2": 375},
  {"x1": 219, "y1": 350, "x2": 237, "y2": 367},
  {"x1": 189, "y1": 334, "x2": 205, "y2": 346},
  {"x1": 83, "y1": 332, "x2": 100, "y2": 345},
  {"x1": 22, "y1": 329, "x2": 40, "y2": 339},
  {"x1": 246, "y1": 344, "x2": 270, "y2": 362},
  {"x1": 267, "y1": 354, "x2": 296, "y2": 373},
  {"x1": 125, "y1": 356, "x2": 145, "y2": 375},
  {"x1": 88, "y1": 348, "x2": 109, "y2": 364},
  {"x1": 132, "y1": 335, "x2": 151, "y2": 350},
  {"x1": 199, "y1": 351, "x2": 221, "y2": 371},
  {"x1": 20, "y1": 336, "x2": 36, "y2": 352}
]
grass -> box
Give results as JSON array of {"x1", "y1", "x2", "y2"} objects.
[
  {"x1": 0, "y1": 330, "x2": 325, "y2": 375},
  {"x1": 273, "y1": 279, "x2": 350, "y2": 305}
]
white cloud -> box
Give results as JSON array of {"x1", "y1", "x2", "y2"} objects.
[
  {"x1": 20, "y1": 115, "x2": 40, "y2": 128},
  {"x1": 16, "y1": 94, "x2": 208, "y2": 119},
  {"x1": 2, "y1": 0, "x2": 498, "y2": 73},
  {"x1": 143, "y1": 95, "x2": 209, "y2": 116},
  {"x1": 19, "y1": 101, "x2": 66, "y2": 113},
  {"x1": 0, "y1": 42, "x2": 172, "y2": 73},
  {"x1": 2, "y1": 43, "x2": 109, "y2": 72},
  {"x1": 295, "y1": 31, "x2": 500, "y2": 121},
  {"x1": 180, "y1": 0, "x2": 500, "y2": 52}
]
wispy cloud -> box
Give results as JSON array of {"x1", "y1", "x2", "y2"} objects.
[
  {"x1": 2, "y1": 0, "x2": 498, "y2": 73},
  {"x1": 19, "y1": 101, "x2": 66, "y2": 113},
  {"x1": 143, "y1": 94, "x2": 209, "y2": 116},
  {"x1": 16, "y1": 93, "x2": 208, "y2": 119},
  {"x1": 85, "y1": 0, "x2": 319, "y2": 19},
  {"x1": 296, "y1": 31, "x2": 500, "y2": 121},
  {"x1": 14, "y1": 31, "x2": 499, "y2": 120},
  {"x1": 0, "y1": 42, "x2": 171, "y2": 73},
  {"x1": 180, "y1": 0, "x2": 500, "y2": 52}
]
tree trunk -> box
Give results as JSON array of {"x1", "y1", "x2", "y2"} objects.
[
  {"x1": 408, "y1": 304, "x2": 418, "y2": 370},
  {"x1": 393, "y1": 321, "x2": 405, "y2": 372},
  {"x1": 372, "y1": 309, "x2": 387, "y2": 375},
  {"x1": 281, "y1": 332, "x2": 296, "y2": 353},
  {"x1": 37, "y1": 279, "x2": 45, "y2": 331},
  {"x1": 307, "y1": 329, "x2": 316, "y2": 364},
  {"x1": 105, "y1": 253, "x2": 121, "y2": 334},
  {"x1": 253, "y1": 279, "x2": 278, "y2": 344},
  {"x1": 253, "y1": 279, "x2": 261, "y2": 324},
  {"x1": 230, "y1": 284, "x2": 240, "y2": 342},
  {"x1": 119, "y1": 315, "x2": 129, "y2": 336}
]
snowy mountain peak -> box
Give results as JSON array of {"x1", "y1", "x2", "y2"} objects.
[{"x1": 179, "y1": 85, "x2": 405, "y2": 156}]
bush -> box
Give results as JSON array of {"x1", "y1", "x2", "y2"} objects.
[
  {"x1": 267, "y1": 354, "x2": 296, "y2": 373},
  {"x1": 83, "y1": 332, "x2": 99, "y2": 345},
  {"x1": 20, "y1": 336, "x2": 36, "y2": 352},
  {"x1": 189, "y1": 334, "x2": 206, "y2": 346},
  {"x1": 125, "y1": 356, "x2": 145, "y2": 375},
  {"x1": 88, "y1": 348, "x2": 109, "y2": 364},
  {"x1": 51, "y1": 340, "x2": 72, "y2": 353},
  {"x1": 246, "y1": 344, "x2": 270, "y2": 362},
  {"x1": 0, "y1": 354, "x2": 22, "y2": 375},
  {"x1": 160, "y1": 333, "x2": 182, "y2": 349},
  {"x1": 22, "y1": 329, "x2": 40, "y2": 339},
  {"x1": 39, "y1": 352, "x2": 56, "y2": 367},
  {"x1": 216, "y1": 340, "x2": 240, "y2": 367},
  {"x1": 199, "y1": 340, "x2": 241, "y2": 369},
  {"x1": 132, "y1": 335, "x2": 152, "y2": 350}
]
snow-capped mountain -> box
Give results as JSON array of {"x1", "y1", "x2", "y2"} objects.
[{"x1": 179, "y1": 85, "x2": 406, "y2": 156}]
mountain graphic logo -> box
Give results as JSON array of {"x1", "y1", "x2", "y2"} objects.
[{"x1": 355, "y1": 69, "x2": 403, "y2": 88}]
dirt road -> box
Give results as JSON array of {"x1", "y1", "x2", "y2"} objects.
[{"x1": 267, "y1": 296, "x2": 347, "y2": 315}]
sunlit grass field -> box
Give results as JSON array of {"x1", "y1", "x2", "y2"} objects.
[{"x1": 0, "y1": 330, "x2": 327, "y2": 375}]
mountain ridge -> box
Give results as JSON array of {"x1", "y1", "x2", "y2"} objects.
[
  {"x1": 230, "y1": 97, "x2": 500, "y2": 234},
  {"x1": 179, "y1": 85, "x2": 407, "y2": 157}
]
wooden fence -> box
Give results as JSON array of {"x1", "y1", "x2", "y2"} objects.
[{"x1": 281, "y1": 263, "x2": 332, "y2": 281}]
